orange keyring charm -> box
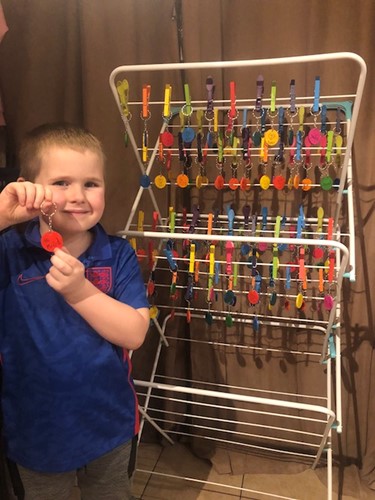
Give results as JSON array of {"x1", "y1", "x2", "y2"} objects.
[
  {"x1": 176, "y1": 173, "x2": 189, "y2": 188},
  {"x1": 228, "y1": 177, "x2": 239, "y2": 190},
  {"x1": 293, "y1": 174, "x2": 300, "y2": 189},
  {"x1": 240, "y1": 177, "x2": 251, "y2": 191},
  {"x1": 214, "y1": 175, "x2": 225, "y2": 190},
  {"x1": 301, "y1": 178, "x2": 312, "y2": 191}
]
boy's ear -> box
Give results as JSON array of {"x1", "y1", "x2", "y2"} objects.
[{"x1": 17, "y1": 177, "x2": 25, "y2": 182}]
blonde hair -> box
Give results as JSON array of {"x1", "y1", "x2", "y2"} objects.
[{"x1": 19, "y1": 123, "x2": 106, "y2": 181}]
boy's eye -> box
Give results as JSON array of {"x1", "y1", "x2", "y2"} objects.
[
  {"x1": 85, "y1": 182, "x2": 99, "y2": 188},
  {"x1": 52, "y1": 180, "x2": 69, "y2": 186}
]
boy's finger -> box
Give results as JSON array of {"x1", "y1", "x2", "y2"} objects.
[
  {"x1": 54, "y1": 247, "x2": 71, "y2": 257},
  {"x1": 44, "y1": 187, "x2": 53, "y2": 203},
  {"x1": 34, "y1": 185, "x2": 48, "y2": 209}
]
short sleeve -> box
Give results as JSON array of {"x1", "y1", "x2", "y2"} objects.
[{"x1": 112, "y1": 241, "x2": 149, "y2": 310}]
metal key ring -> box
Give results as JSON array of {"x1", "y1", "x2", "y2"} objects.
[{"x1": 40, "y1": 200, "x2": 57, "y2": 217}]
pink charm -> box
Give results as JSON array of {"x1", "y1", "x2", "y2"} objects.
[
  {"x1": 308, "y1": 128, "x2": 322, "y2": 145},
  {"x1": 323, "y1": 294, "x2": 334, "y2": 311}
]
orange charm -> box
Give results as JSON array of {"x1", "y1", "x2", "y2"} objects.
[
  {"x1": 228, "y1": 177, "x2": 239, "y2": 190},
  {"x1": 176, "y1": 173, "x2": 189, "y2": 188},
  {"x1": 293, "y1": 174, "x2": 300, "y2": 189},
  {"x1": 214, "y1": 175, "x2": 225, "y2": 190},
  {"x1": 301, "y1": 178, "x2": 312, "y2": 191},
  {"x1": 240, "y1": 177, "x2": 251, "y2": 191}
]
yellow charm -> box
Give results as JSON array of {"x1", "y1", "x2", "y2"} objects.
[
  {"x1": 260, "y1": 175, "x2": 271, "y2": 190},
  {"x1": 296, "y1": 293, "x2": 304, "y2": 309},
  {"x1": 154, "y1": 174, "x2": 167, "y2": 189},
  {"x1": 264, "y1": 129, "x2": 279, "y2": 147},
  {"x1": 149, "y1": 305, "x2": 159, "y2": 319}
]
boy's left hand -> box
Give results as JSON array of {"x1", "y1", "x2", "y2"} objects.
[{"x1": 46, "y1": 247, "x2": 87, "y2": 302}]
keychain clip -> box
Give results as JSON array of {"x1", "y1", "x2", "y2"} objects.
[
  {"x1": 142, "y1": 84, "x2": 151, "y2": 120},
  {"x1": 163, "y1": 84, "x2": 172, "y2": 120},
  {"x1": 255, "y1": 75, "x2": 264, "y2": 112},
  {"x1": 116, "y1": 79, "x2": 131, "y2": 118}
]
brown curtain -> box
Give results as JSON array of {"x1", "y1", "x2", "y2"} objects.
[{"x1": 1, "y1": 0, "x2": 375, "y2": 488}]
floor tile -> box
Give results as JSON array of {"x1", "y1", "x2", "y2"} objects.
[
  {"x1": 140, "y1": 442, "x2": 242, "y2": 499},
  {"x1": 132, "y1": 442, "x2": 163, "y2": 499},
  {"x1": 241, "y1": 467, "x2": 363, "y2": 500}
]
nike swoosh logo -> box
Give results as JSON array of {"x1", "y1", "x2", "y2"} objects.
[{"x1": 17, "y1": 274, "x2": 45, "y2": 286}]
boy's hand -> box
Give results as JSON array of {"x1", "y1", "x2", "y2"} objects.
[
  {"x1": 0, "y1": 181, "x2": 53, "y2": 229},
  {"x1": 46, "y1": 247, "x2": 92, "y2": 303}
]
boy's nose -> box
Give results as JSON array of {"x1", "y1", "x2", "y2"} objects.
[{"x1": 68, "y1": 184, "x2": 86, "y2": 202}]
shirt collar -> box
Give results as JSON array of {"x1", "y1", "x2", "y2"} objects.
[{"x1": 24, "y1": 220, "x2": 112, "y2": 261}]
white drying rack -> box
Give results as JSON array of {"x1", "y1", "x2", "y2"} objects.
[{"x1": 109, "y1": 52, "x2": 366, "y2": 500}]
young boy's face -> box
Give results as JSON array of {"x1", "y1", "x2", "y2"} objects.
[{"x1": 34, "y1": 146, "x2": 105, "y2": 238}]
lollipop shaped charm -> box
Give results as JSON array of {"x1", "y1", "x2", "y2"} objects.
[{"x1": 40, "y1": 201, "x2": 64, "y2": 252}]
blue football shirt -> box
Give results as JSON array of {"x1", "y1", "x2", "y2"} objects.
[{"x1": 0, "y1": 221, "x2": 149, "y2": 472}]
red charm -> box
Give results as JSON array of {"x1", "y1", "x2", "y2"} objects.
[
  {"x1": 214, "y1": 175, "x2": 225, "y2": 190},
  {"x1": 160, "y1": 131, "x2": 174, "y2": 148},
  {"x1": 247, "y1": 290, "x2": 259, "y2": 305},
  {"x1": 273, "y1": 175, "x2": 286, "y2": 190},
  {"x1": 312, "y1": 247, "x2": 324, "y2": 260},
  {"x1": 136, "y1": 248, "x2": 147, "y2": 262},
  {"x1": 41, "y1": 231, "x2": 64, "y2": 252}
]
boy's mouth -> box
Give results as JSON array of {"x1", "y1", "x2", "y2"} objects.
[{"x1": 64, "y1": 210, "x2": 89, "y2": 215}]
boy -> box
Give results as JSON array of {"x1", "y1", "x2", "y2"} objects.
[{"x1": 0, "y1": 123, "x2": 150, "y2": 499}]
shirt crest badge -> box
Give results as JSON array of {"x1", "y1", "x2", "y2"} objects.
[{"x1": 85, "y1": 267, "x2": 112, "y2": 293}]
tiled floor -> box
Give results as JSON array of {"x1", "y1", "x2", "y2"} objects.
[
  {"x1": 7, "y1": 441, "x2": 375, "y2": 499},
  {"x1": 132, "y1": 441, "x2": 375, "y2": 500}
]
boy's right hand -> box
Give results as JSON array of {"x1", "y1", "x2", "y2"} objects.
[{"x1": 0, "y1": 181, "x2": 53, "y2": 230}]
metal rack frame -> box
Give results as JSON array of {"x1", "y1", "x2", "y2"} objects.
[{"x1": 109, "y1": 52, "x2": 366, "y2": 500}]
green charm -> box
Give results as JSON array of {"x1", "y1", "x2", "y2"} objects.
[
  {"x1": 320, "y1": 176, "x2": 333, "y2": 191},
  {"x1": 225, "y1": 313, "x2": 233, "y2": 327}
]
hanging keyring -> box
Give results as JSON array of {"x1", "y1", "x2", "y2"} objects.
[
  {"x1": 40, "y1": 201, "x2": 64, "y2": 252},
  {"x1": 40, "y1": 200, "x2": 57, "y2": 219}
]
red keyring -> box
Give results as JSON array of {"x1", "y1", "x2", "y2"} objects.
[
  {"x1": 40, "y1": 201, "x2": 64, "y2": 252},
  {"x1": 41, "y1": 231, "x2": 64, "y2": 252}
]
